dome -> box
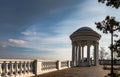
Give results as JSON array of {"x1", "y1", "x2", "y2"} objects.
[
  {"x1": 74, "y1": 27, "x2": 95, "y2": 33},
  {"x1": 70, "y1": 27, "x2": 101, "y2": 41}
]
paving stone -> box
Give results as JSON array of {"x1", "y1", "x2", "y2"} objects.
[{"x1": 35, "y1": 66, "x2": 110, "y2": 77}]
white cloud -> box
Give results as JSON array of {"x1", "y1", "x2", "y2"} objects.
[
  {"x1": 8, "y1": 39, "x2": 26, "y2": 46},
  {"x1": 0, "y1": 40, "x2": 7, "y2": 48},
  {"x1": 2, "y1": 45, "x2": 7, "y2": 48},
  {"x1": 21, "y1": 31, "x2": 37, "y2": 36}
]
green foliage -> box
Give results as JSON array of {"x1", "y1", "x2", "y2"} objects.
[
  {"x1": 113, "y1": 39, "x2": 120, "y2": 56},
  {"x1": 95, "y1": 16, "x2": 120, "y2": 55},
  {"x1": 95, "y1": 16, "x2": 120, "y2": 34},
  {"x1": 98, "y1": 0, "x2": 120, "y2": 9}
]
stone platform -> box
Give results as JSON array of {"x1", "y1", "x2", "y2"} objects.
[{"x1": 35, "y1": 65, "x2": 110, "y2": 77}]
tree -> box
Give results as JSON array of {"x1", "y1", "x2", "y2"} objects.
[
  {"x1": 96, "y1": 1, "x2": 120, "y2": 76},
  {"x1": 95, "y1": 16, "x2": 120, "y2": 76},
  {"x1": 113, "y1": 39, "x2": 120, "y2": 57},
  {"x1": 98, "y1": 0, "x2": 120, "y2": 9}
]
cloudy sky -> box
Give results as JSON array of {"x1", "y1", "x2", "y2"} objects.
[{"x1": 0, "y1": 0, "x2": 120, "y2": 60}]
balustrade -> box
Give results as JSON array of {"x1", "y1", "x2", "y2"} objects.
[
  {"x1": 61, "y1": 61, "x2": 68, "y2": 67},
  {"x1": 0, "y1": 59, "x2": 34, "y2": 77},
  {"x1": 0, "y1": 59, "x2": 71, "y2": 77},
  {"x1": 42, "y1": 61, "x2": 57, "y2": 71}
]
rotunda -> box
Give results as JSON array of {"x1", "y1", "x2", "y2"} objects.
[{"x1": 70, "y1": 27, "x2": 101, "y2": 66}]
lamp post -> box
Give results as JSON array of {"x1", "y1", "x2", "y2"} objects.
[{"x1": 95, "y1": 16, "x2": 120, "y2": 76}]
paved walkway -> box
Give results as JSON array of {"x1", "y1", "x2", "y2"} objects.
[{"x1": 35, "y1": 66, "x2": 110, "y2": 77}]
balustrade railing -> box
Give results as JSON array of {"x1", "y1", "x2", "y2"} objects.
[
  {"x1": 61, "y1": 61, "x2": 68, "y2": 67},
  {"x1": 99, "y1": 60, "x2": 120, "y2": 65},
  {"x1": 42, "y1": 61, "x2": 57, "y2": 71},
  {"x1": 0, "y1": 59, "x2": 34, "y2": 77},
  {"x1": 0, "y1": 59, "x2": 71, "y2": 77}
]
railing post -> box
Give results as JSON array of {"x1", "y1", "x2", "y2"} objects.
[
  {"x1": 67, "y1": 60, "x2": 71, "y2": 68},
  {"x1": 34, "y1": 60, "x2": 42, "y2": 75},
  {"x1": 57, "y1": 60, "x2": 61, "y2": 70}
]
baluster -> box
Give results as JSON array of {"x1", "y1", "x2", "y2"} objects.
[
  {"x1": 27, "y1": 61, "x2": 30, "y2": 73},
  {"x1": 41, "y1": 62, "x2": 44, "y2": 70},
  {"x1": 9, "y1": 61, "x2": 13, "y2": 76},
  {"x1": 1, "y1": 62, "x2": 4, "y2": 76},
  {"x1": 46, "y1": 62, "x2": 47, "y2": 70},
  {"x1": 26, "y1": 61, "x2": 28, "y2": 73},
  {"x1": 0, "y1": 63, "x2": 2, "y2": 76},
  {"x1": 28, "y1": 61, "x2": 31, "y2": 74},
  {"x1": 30, "y1": 62, "x2": 33, "y2": 73},
  {"x1": 25, "y1": 62, "x2": 28, "y2": 73},
  {"x1": 19, "y1": 61, "x2": 22, "y2": 75},
  {"x1": 14, "y1": 61, "x2": 18, "y2": 76},
  {"x1": 29, "y1": 62, "x2": 32, "y2": 72},
  {"x1": 17, "y1": 62, "x2": 20, "y2": 75},
  {"x1": 26, "y1": 62, "x2": 28, "y2": 73},
  {"x1": 18, "y1": 61, "x2": 21, "y2": 76},
  {"x1": 3, "y1": 61, "x2": 8, "y2": 76},
  {"x1": 23, "y1": 61, "x2": 26, "y2": 74}
]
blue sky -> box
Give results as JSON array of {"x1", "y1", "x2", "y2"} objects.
[{"x1": 0, "y1": 0, "x2": 120, "y2": 60}]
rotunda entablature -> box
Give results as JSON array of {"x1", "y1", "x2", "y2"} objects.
[{"x1": 72, "y1": 40, "x2": 98, "y2": 47}]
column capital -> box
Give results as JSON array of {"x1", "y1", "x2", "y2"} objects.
[
  {"x1": 78, "y1": 42, "x2": 81, "y2": 46},
  {"x1": 72, "y1": 42, "x2": 75, "y2": 46},
  {"x1": 87, "y1": 40, "x2": 91, "y2": 44},
  {"x1": 93, "y1": 41, "x2": 99, "y2": 46},
  {"x1": 72, "y1": 42, "x2": 78, "y2": 46}
]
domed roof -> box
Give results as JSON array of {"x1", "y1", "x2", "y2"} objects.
[
  {"x1": 70, "y1": 27, "x2": 101, "y2": 40},
  {"x1": 74, "y1": 27, "x2": 95, "y2": 33}
]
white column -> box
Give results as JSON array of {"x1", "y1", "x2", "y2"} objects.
[
  {"x1": 75, "y1": 45, "x2": 78, "y2": 66},
  {"x1": 82, "y1": 46, "x2": 84, "y2": 62},
  {"x1": 74, "y1": 45, "x2": 77, "y2": 66},
  {"x1": 94, "y1": 44, "x2": 96, "y2": 66},
  {"x1": 78, "y1": 44, "x2": 81, "y2": 66},
  {"x1": 96, "y1": 42, "x2": 99, "y2": 66},
  {"x1": 87, "y1": 42, "x2": 90, "y2": 66},
  {"x1": 94, "y1": 42, "x2": 99, "y2": 66},
  {"x1": 72, "y1": 44, "x2": 75, "y2": 66}
]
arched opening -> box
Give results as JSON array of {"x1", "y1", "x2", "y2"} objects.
[
  {"x1": 84, "y1": 45, "x2": 87, "y2": 58},
  {"x1": 90, "y1": 45, "x2": 94, "y2": 65}
]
